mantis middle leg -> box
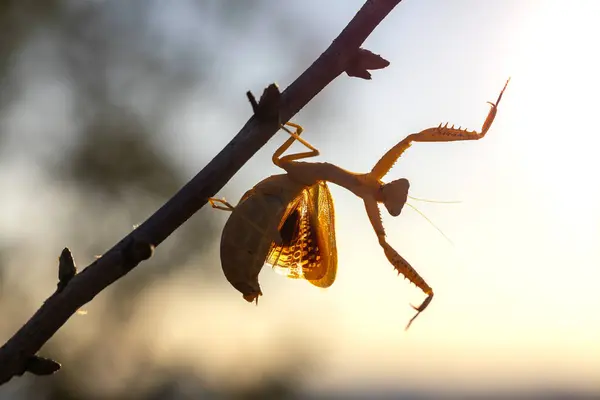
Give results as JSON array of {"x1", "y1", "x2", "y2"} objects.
[{"x1": 272, "y1": 122, "x2": 320, "y2": 167}]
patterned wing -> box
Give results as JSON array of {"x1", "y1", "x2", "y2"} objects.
[{"x1": 265, "y1": 181, "x2": 338, "y2": 288}]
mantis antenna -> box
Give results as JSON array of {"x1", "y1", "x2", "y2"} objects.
[
  {"x1": 405, "y1": 202, "x2": 454, "y2": 246},
  {"x1": 405, "y1": 194, "x2": 461, "y2": 245},
  {"x1": 408, "y1": 196, "x2": 462, "y2": 204}
]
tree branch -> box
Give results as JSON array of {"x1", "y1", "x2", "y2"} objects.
[{"x1": 0, "y1": 0, "x2": 402, "y2": 384}]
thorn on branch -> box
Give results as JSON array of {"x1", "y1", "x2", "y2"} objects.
[
  {"x1": 246, "y1": 83, "x2": 281, "y2": 125},
  {"x1": 121, "y1": 237, "x2": 155, "y2": 273},
  {"x1": 57, "y1": 248, "x2": 76, "y2": 293},
  {"x1": 17, "y1": 355, "x2": 61, "y2": 377},
  {"x1": 345, "y1": 48, "x2": 390, "y2": 80}
]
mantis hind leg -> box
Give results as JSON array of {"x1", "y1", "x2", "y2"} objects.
[
  {"x1": 208, "y1": 198, "x2": 235, "y2": 211},
  {"x1": 209, "y1": 197, "x2": 282, "y2": 245},
  {"x1": 272, "y1": 122, "x2": 320, "y2": 167}
]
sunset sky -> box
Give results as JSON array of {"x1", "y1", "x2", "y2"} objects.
[{"x1": 151, "y1": 0, "x2": 599, "y2": 395}]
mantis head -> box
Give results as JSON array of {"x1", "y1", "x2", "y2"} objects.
[{"x1": 381, "y1": 178, "x2": 410, "y2": 216}]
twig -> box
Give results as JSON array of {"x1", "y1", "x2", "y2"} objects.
[{"x1": 0, "y1": 0, "x2": 402, "y2": 384}]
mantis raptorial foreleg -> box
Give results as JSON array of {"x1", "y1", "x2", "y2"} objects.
[
  {"x1": 364, "y1": 198, "x2": 434, "y2": 329},
  {"x1": 380, "y1": 240, "x2": 434, "y2": 330},
  {"x1": 370, "y1": 78, "x2": 510, "y2": 180}
]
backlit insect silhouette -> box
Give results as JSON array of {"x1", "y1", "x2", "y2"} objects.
[{"x1": 210, "y1": 78, "x2": 509, "y2": 329}]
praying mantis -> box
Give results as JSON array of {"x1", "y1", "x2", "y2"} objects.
[{"x1": 209, "y1": 78, "x2": 509, "y2": 329}]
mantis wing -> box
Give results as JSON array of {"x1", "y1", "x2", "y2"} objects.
[{"x1": 265, "y1": 181, "x2": 338, "y2": 288}]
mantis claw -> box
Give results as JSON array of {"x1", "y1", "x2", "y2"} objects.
[{"x1": 405, "y1": 293, "x2": 434, "y2": 331}]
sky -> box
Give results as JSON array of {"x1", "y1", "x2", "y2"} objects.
[
  {"x1": 156, "y1": 0, "x2": 600, "y2": 395},
  {"x1": 2, "y1": 0, "x2": 600, "y2": 397}
]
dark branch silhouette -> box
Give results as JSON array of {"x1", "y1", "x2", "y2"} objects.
[{"x1": 0, "y1": 0, "x2": 402, "y2": 384}]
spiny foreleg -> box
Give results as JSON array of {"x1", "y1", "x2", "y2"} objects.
[
  {"x1": 364, "y1": 199, "x2": 433, "y2": 329},
  {"x1": 379, "y1": 239, "x2": 434, "y2": 331},
  {"x1": 369, "y1": 78, "x2": 510, "y2": 180},
  {"x1": 411, "y1": 77, "x2": 510, "y2": 142}
]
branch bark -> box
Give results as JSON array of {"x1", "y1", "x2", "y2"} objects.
[{"x1": 0, "y1": 0, "x2": 402, "y2": 384}]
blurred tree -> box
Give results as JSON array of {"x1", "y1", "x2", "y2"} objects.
[
  {"x1": 0, "y1": 0, "x2": 63, "y2": 115},
  {"x1": 0, "y1": 0, "x2": 321, "y2": 398}
]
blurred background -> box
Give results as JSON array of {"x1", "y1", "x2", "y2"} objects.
[{"x1": 0, "y1": 0, "x2": 599, "y2": 398}]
